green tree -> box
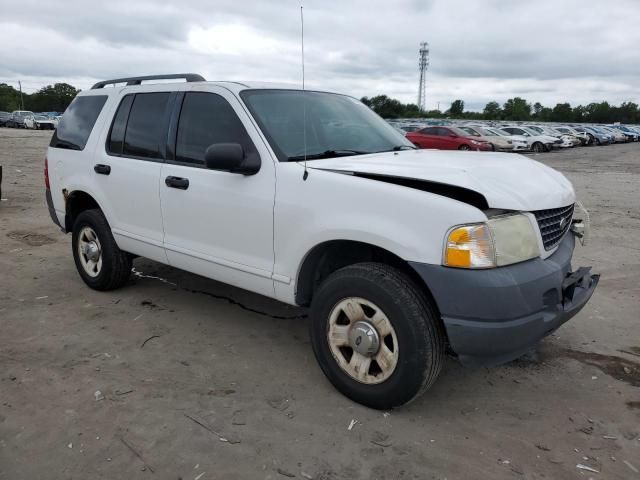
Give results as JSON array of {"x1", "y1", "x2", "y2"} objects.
[
  {"x1": 538, "y1": 107, "x2": 553, "y2": 122},
  {"x1": 532, "y1": 102, "x2": 543, "y2": 118},
  {"x1": 448, "y1": 99, "x2": 465, "y2": 117},
  {"x1": 551, "y1": 103, "x2": 573, "y2": 122},
  {"x1": 502, "y1": 97, "x2": 531, "y2": 121},
  {"x1": 0, "y1": 83, "x2": 21, "y2": 111},
  {"x1": 26, "y1": 83, "x2": 80, "y2": 112},
  {"x1": 483, "y1": 101, "x2": 501, "y2": 120}
]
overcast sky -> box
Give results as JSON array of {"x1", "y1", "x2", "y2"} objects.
[{"x1": 1, "y1": 0, "x2": 638, "y2": 111}]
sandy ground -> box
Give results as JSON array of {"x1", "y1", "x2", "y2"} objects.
[{"x1": 0, "y1": 128, "x2": 638, "y2": 480}]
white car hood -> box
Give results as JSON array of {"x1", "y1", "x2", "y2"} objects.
[{"x1": 307, "y1": 149, "x2": 575, "y2": 211}]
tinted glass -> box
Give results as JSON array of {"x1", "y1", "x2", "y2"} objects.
[
  {"x1": 107, "y1": 94, "x2": 134, "y2": 155},
  {"x1": 123, "y1": 92, "x2": 171, "y2": 159},
  {"x1": 420, "y1": 127, "x2": 437, "y2": 135},
  {"x1": 50, "y1": 96, "x2": 107, "y2": 150},
  {"x1": 175, "y1": 92, "x2": 256, "y2": 165}
]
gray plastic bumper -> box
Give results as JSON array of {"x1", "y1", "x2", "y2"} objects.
[{"x1": 410, "y1": 234, "x2": 599, "y2": 367}]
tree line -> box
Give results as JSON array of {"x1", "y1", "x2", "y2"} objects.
[
  {"x1": 0, "y1": 82, "x2": 79, "y2": 113},
  {"x1": 361, "y1": 95, "x2": 640, "y2": 124}
]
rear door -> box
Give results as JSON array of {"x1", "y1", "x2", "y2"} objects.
[
  {"x1": 159, "y1": 87, "x2": 276, "y2": 297},
  {"x1": 92, "y1": 89, "x2": 177, "y2": 263}
]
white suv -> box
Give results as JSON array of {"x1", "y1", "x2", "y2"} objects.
[{"x1": 45, "y1": 74, "x2": 599, "y2": 408}]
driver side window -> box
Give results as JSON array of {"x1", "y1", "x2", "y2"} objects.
[{"x1": 175, "y1": 92, "x2": 257, "y2": 166}]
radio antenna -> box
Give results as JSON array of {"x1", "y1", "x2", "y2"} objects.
[{"x1": 301, "y1": 5, "x2": 309, "y2": 181}]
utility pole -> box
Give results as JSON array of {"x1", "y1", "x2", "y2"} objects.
[
  {"x1": 18, "y1": 80, "x2": 24, "y2": 110},
  {"x1": 417, "y1": 42, "x2": 429, "y2": 112}
]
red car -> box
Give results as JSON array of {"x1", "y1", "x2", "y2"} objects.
[{"x1": 406, "y1": 126, "x2": 493, "y2": 151}]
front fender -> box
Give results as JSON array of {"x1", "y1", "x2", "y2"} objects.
[{"x1": 272, "y1": 163, "x2": 487, "y2": 303}]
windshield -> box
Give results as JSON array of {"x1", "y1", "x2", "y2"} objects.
[
  {"x1": 521, "y1": 127, "x2": 541, "y2": 136},
  {"x1": 459, "y1": 127, "x2": 481, "y2": 136},
  {"x1": 241, "y1": 90, "x2": 414, "y2": 161},
  {"x1": 483, "y1": 127, "x2": 507, "y2": 136}
]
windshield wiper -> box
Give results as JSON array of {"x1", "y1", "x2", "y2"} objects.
[{"x1": 287, "y1": 149, "x2": 369, "y2": 161}]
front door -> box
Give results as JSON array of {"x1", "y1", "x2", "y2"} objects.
[{"x1": 159, "y1": 88, "x2": 276, "y2": 297}]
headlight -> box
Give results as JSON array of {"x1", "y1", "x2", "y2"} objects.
[{"x1": 444, "y1": 214, "x2": 539, "y2": 269}]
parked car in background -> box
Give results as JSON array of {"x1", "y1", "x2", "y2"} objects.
[
  {"x1": 0, "y1": 111, "x2": 11, "y2": 127},
  {"x1": 555, "y1": 126, "x2": 589, "y2": 145},
  {"x1": 525, "y1": 125, "x2": 579, "y2": 148},
  {"x1": 582, "y1": 126, "x2": 613, "y2": 145},
  {"x1": 598, "y1": 126, "x2": 627, "y2": 143},
  {"x1": 479, "y1": 126, "x2": 530, "y2": 151},
  {"x1": 458, "y1": 126, "x2": 514, "y2": 152},
  {"x1": 23, "y1": 114, "x2": 58, "y2": 130},
  {"x1": 499, "y1": 126, "x2": 559, "y2": 153},
  {"x1": 406, "y1": 126, "x2": 493, "y2": 151},
  {"x1": 6, "y1": 110, "x2": 35, "y2": 128},
  {"x1": 610, "y1": 125, "x2": 639, "y2": 141}
]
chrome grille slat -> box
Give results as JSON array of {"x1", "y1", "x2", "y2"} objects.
[{"x1": 532, "y1": 204, "x2": 574, "y2": 251}]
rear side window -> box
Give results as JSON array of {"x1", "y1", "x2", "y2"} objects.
[
  {"x1": 175, "y1": 92, "x2": 256, "y2": 165},
  {"x1": 50, "y1": 95, "x2": 107, "y2": 150},
  {"x1": 122, "y1": 92, "x2": 171, "y2": 159},
  {"x1": 107, "y1": 94, "x2": 134, "y2": 154}
]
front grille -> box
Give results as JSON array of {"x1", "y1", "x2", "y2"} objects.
[{"x1": 532, "y1": 204, "x2": 574, "y2": 251}]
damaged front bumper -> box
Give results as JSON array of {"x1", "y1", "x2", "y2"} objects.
[{"x1": 410, "y1": 233, "x2": 599, "y2": 367}]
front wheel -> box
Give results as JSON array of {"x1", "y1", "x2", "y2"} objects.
[
  {"x1": 72, "y1": 209, "x2": 132, "y2": 291},
  {"x1": 309, "y1": 263, "x2": 445, "y2": 409},
  {"x1": 458, "y1": 144, "x2": 470, "y2": 151},
  {"x1": 532, "y1": 142, "x2": 545, "y2": 153}
]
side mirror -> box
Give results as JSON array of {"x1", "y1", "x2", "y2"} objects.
[
  {"x1": 204, "y1": 143, "x2": 260, "y2": 175},
  {"x1": 449, "y1": 133, "x2": 457, "y2": 137}
]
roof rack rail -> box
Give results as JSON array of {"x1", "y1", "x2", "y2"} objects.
[{"x1": 91, "y1": 73, "x2": 206, "y2": 89}]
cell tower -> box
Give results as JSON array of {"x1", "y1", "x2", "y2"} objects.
[{"x1": 417, "y1": 42, "x2": 429, "y2": 111}]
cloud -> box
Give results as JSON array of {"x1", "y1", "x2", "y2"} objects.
[{"x1": 1, "y1": 0, "x2": 639, "y2": 110}]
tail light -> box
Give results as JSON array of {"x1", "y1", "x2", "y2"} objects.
[{"x1": 44, "y1": 156, "x2": 50, "y2": 189}]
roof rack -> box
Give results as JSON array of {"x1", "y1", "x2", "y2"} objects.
[{"x1": 91, "y1": 73, "x2": 206, "y2": 89}]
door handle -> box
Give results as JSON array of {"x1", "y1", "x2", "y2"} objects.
[
  {"x1": 165, "y1": 176, "x2": 189, "y2": 190},
  {"x1": 94, "y1": 164, "x2": 111, "y2": 175}
]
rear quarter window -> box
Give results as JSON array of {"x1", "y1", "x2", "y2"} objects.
[{"x1": 50, "y1": 95, "x2": 108, "y2": 151}]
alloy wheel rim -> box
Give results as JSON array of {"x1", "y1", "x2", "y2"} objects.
[
  {"x1": 327, "y1": 297, "x2": 399, "y2": 384},
  {"x1": 77, "y1": 226, "x2": 102, "y2": 277}
]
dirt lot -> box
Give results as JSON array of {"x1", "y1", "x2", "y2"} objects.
[{"x1": 1, "y1": 128, "x2": 639, "y2": 480}]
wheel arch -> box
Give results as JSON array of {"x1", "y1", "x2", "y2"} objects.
[
  {"x1": 63, "y1": 189, "x2": 103, "y2": 232},
  {"x1": 294, "y1": 239, "x2": 440, "y2": 314}
]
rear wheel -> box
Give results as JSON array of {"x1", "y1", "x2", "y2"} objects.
[
  {"x1": 72, "y1": 209, "x2": 132, "y2": 291},
  {"x1": 309, "y1": 263, "x2": 445, "y2": 409}
]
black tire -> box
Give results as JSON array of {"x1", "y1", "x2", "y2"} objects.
[
  {"x1": 309, "y1": 262, "x2": 445, "y2": 409},
  {"x1": 532, "y1": 142, "x2": 545, "y2": 153},
  {"x1": 458, "y1": 144, "x2": 470, "y2": 151},
  {"x1": 72, "y1": 209, "x2": 132, "y2": 291}
]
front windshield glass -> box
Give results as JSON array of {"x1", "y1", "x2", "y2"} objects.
[
  {"x1": 484, "y1": 127, "x2": 507, "y2": 136},
  {"x1": 459, "y1": 127, "x2": 481, "y2": 136},
  {"x1": 521, "y1": 127, "x2": 540, "y2": 136},
  {"x1": 241, "y1": 90, "x2": 414, "y2": 161}
]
